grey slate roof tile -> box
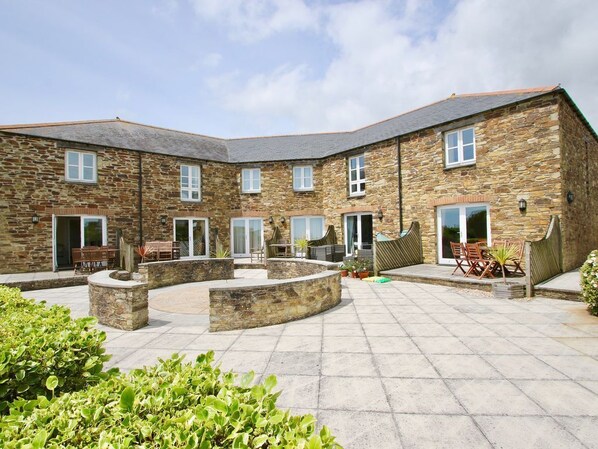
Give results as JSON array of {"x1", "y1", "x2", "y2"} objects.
[{"x1": 0, "y1": 87, "x2": 561, "y2": 163}]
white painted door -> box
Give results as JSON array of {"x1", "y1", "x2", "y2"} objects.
[
  {"x1": 291, "y1": 216, "x2": 325, "y2": 256},
  {"x1": 344, "y1": 213, "x2": 373, "y2": 256},
  {"x1": 231, "y1": 218, "x2": 263, "y2": 257},
  {"x1": 174, "y1": 218, "x2": 209, "y2": 257},
  {"x1": 437, "y1": 204, "x2": 491, "y2": 264}
]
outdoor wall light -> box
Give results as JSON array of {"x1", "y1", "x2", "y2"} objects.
[
  {"x1": 566, "y1": 191, "x2": 574, "y2": 204},
  {"x1": 160, "y1": 216, "x2": 167, "y2": 225},
  {"x1": 268, "y1": 216, "x2": 274, "y2": 224},
  {"x1": 377, "y1": 207, "x2": 384, "y2": 220},
  {"x1": 32, "y1": 213, "x2": 40, "y2": 224},
  {"x1": 518, "y1": 198, "x2": 527, "y2": 212},
  {"x1": 280, "y1": 216, "x2": 286, "y2": 224}
]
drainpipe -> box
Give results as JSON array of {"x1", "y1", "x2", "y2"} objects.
[
  {"x1": 138, "y1": 151, "x2": 143, "y2": 245},
  {"x1": 397, "y1": 137, "x2": 404, "y2": 233}
]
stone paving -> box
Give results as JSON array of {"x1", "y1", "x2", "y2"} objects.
[{"x1": 22, "y1": 269, "x2": 598, "y2": 449}]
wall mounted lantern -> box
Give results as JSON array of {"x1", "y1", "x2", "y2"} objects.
[
  {"x1": 280, "y1": 216, "x2": 286, "y2": 224},
  {"x1": 566, "y1": 191, "x2": 574, "y2": 204},
  {"x1": 32, "y1": 213, "x2": 40, "y2": 224},
  {"x1": 160, "y1": 215, "x2": 167, "y2": 225},
  {"x1": 377, "y1": 207, "x2": 384, "y2": 220},
  {"x1": 268, "y1": 216, "x2": 274, "y2": 224},
  {"x1": 518, "y1": 198, "x2": 527, "y2": 212}
]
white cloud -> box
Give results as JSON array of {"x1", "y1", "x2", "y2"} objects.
[
  {"x1": 190, "y1": 0, "x2": 318, "y2": 42},
  {"x1": 206, "y1": 0, "x2": 598, "y2": 134}
]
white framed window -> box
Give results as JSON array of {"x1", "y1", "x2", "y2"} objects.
[
  {"x1": 348, "y1": 154, "x2": 365, "y2": 196},
  {"x1": 445, "y1": 127, "x2": 476, "y2": 167},
  {"x1": 293, "y1": 165, "x2": 313, "y2": 191},
  {"x1": 65, "y1": 150, "x2": 97, "y2": 183},
  {"x1": 180, "y1": 164, "x2": 201, "y2": 201},
  {"x1": 242, "y1": 168, "x2": 261, "y2": 193}
]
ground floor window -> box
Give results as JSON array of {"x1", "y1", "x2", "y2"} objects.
[
  {"x1": 344, "y1": 213, "x2": 373, "y2": 256},
  {"x1": 437, "y1": 204, "x2": 491, "y2": 264},
  {"x1": 174, "y1": 218, "x2": 209, "y2": 257},
  {"x1": 231, "y1": 218, "x2": 263, "y2": 257},
  {"x1": 291, "y1": 216, "x2": 325, "y2": 256},
  {"x1": 53, "y1": 215, "x2": 107, "y2": 269}
]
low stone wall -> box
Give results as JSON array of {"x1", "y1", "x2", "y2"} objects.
[
  {"x1": 88, "y1": 270, "x2": 148, "y2": 331},
  {"x1": 138, "y1": 258, "x2": 235, "y2": 289},
  {"x1": 267, "y1": 258, "x2": 339, "y2": 280},
  {"x1": 209, "y1": 270, "x2": 341, "y2": 332}
]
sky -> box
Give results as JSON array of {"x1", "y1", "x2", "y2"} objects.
[{"x1": 1, "y1": 0, "x2": 597, "y2": 138}]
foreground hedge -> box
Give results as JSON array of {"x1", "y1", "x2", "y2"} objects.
[
  {"x1": 0, "y1": 352, "x2": 341, "y2": 448},
  {"x1": 0, "y1": 286, "x2": 111, "y2": 410},
  {"x1": 581, "y1": 250, "x2": 598, "y2": 315}
]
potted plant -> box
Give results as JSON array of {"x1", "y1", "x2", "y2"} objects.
[
  {"x1": 136, "y1": 245, "x2": 154, "y2": 264},
  {"x1": 489, "y1": 243, "x2": 526, "y2": 299},
  {"x1": 294, "y1": 238, "x2": 309, "y2": 258},
  {"x1": 356, "y1": 259, "x2": 373, "y2": 280},
  {"x1": 212, "y1": 239, "x2": 230, "y2": 258},
  {"x1": 339, "y1": 261, "x2": 353, "y2": 277}
]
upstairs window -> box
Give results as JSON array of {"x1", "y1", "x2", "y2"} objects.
[
  {"x1": 242, "y1": 168, "x2": 261, "y2": 193},
  {"x1": 445, "y1": 127, "x2": 476, "y2": 167},
  {"x1": 293, "y1": 165, "x2": 313, "y2": 191},
  {"x1": 65, "y1": 150, "x2": 97, "y2": 183},
  {"x1": 348, "y1": 154, "x2": 365, "y2": 196},
  {"x1": 180, "y1": 164, "x2": 201, "y2": 201}
]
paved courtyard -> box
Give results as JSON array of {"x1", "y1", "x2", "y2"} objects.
[{"x1": 23, "y1": 270, "x2": 598, "y2": 449}]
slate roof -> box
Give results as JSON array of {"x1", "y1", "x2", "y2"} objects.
[{"x1": 1, "y1": 86, "x2": 564, "y2": 163}]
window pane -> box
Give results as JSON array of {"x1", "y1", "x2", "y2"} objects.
[
  {"x1": 304, "y1": 176, "x2": 312, "y2": 188},
  {"x1": 191, "y1": 191, "x2": 199, "y2": 200},
  {"x1": 440, "y1": 208, "x2": 460, "y2": 259},
  {"x1": 83, "y1": 167, "x2": 94, "y2": 180},
  {"x1": 83, "y1": 218, "x2": 103, "y2": 246},
  {"x1": 181, "y1": 176, "x2": 188, "y2": 188},
  {"x1": 463, "y1": 144, "x2": 475, "y2": 161},
  {"x1": 175, "y1": 220, "x2": 190, "y2": 257},
  {"x1": 446, "y1": 132, "x2": 458, "y2": 148},
  {"x1": 359, "y1": 168, "x2": 365, "y2": 180},
  {"x1": 82, "y1": 153, "x2": 94, "y2": 167},
  {"x1": 191, "y1": 178, "x2": 199, "y2": 189},
  {"x1": 462, "y1": 128, "x2": 474, "y2": 145},
  {"x1": 466, "y1": 206, "x2": 488, "y2": 244},
  {"x1": 192, "y1": 166, "x2": 199, "y2": 178},
  {"x1": 294, "y1": 176, "x2": 301, "y2": 189},
  {"x1": 181, "y1": 190, "x2": 189, "y2": 199},
  {"x1": 249, "y1": 219, "x2": 262, "y2": 251},
  {"x1": 309, "y1": 217, "x2": 324, "y2": 239},
  {"x1": 448, "y1": 147, "x2": 459, "y2": 164},
  {"x1": 181, "y1": 165, "x2": 188, "y2": 177},
  {"x1": 68, "y1": 152, "x2": 79, "y2": 165},
  {"x1": 350, "y1": 158, "x2": 356, "y2": 169},
  {"x1": 68, "y1": 166, "x2": 78, "y2": 179},
  {"x1": 351, "y1": 184, "x2": 357, "y2": 193},
  {"x1": 252, "y1": 177, "x2": 259, "y2": 190},
  {"x1": 359, "y1": 182, "x2": 365, "y2": 192},
  {"x1": 232, "y1": 220, "x2": 246, "y2": 254},
  {"x1": 358, "y1": 155, "x2": 364, "y2": 167},
  {"x1": 293, "y1": 218, "x2": 307, "y2": 241}
]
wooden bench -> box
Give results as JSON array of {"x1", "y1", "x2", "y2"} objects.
[{"x1": 144, "y1": 241, "x2": 181, "y2": 261}]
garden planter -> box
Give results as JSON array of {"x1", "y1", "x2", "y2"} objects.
[
  {"x1": 340, "y1": 270, "x2": 348, "y2": 277},
  {"x1": 358, "y1": 271, "x2": 370, "y2": 280},
  {"x1": 492, "y1": 282, "x2": 525, "y2": 299},
  {"x1": 351, "y1": 271, "x2": 359, "y2": 278}
]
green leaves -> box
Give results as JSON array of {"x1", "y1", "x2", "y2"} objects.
[
  {"x1": 45, "y1": 376, "x2": 58, "y2": 391},
  {"x1": 120, "y1": 387, "x2": 135, "y2": 411}
]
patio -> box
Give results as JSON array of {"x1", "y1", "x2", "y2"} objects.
[{"x1": 22, "y1": 271, "x2": 598, "y2": 449}]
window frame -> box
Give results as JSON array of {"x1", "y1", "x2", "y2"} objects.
[
  {"x1": 180, "y1": 164, "x2": 201, "y2": 202},
  {"x1": 348, "y1": 154, "x2": 366, "y2": 196},
  {"x1": 65, "y1": 150, "x2": 97, "y2": 183},
  {"x1": 293, "y1": 165, "x2": 314, "y2": 191},
  {"x1": 444, "y1": 126, "x2": 476, "y2": 168},
  {"x1": 241, "y1": 168, "x2": 261, "y2": 193}
]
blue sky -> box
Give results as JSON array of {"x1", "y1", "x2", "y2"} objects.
[{"x1": 1, "y1": 0, "x2": 597, "y2": 138}]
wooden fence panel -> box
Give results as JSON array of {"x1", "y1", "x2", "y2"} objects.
[
  {"x1": 374, "y1": 222, "x2": 423, "y2": 274},
  {"x1": 264, "y1": 226, "x2": 282, "y2": 259},
  {"x1": 119, "y1": 236, "x2": 135, "y2": 273},
  {"x1": 307, "y1": 226, "x2": 337, "y2": 259},
  {"x1": 525, "y1": 215, "x2": 562, "y2": 296}
]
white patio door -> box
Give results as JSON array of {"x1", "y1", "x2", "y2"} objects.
[
  {"x1": 344, "y1": 213, "x2": 373, "y2": 256},
  {"x1": 291, "y1": 216, "x2": 325, "y2": 256},
  {"x1": 231, "y1": 218, "x2": 263, "y2": 257},
  {"x1": 53, "y1": 215, "x2": 107, "y2": 270},
  {"x1": 437, "y1": 204, "x2": 491, "y2": 264},
  {"x1": 174, "y1": 218, "x2": 209, "y2": 257}
]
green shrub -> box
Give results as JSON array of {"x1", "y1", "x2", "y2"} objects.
[
  {"x1": 581, "y1": 250, "x2": 598, "y2": 315},
  {"x1": 0, "y1": 286, "x2": 112, "y2": 410},
  {"x1": 0, "y1": 352, "x2": 341, "y2": 448}
]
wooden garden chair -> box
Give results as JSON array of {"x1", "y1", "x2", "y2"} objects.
[
  {"x1": 450, "y1": 242, "x2": 469, "y2": 275},
  {"x1": 505, "y1": 239, "x2": 526, "y2": 276},
  {"x1": 465, "y1": 243, "x2": 495, "y2": 278}
]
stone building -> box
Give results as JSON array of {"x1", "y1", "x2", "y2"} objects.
[{"x1": 0, "y1": 85, "x2": 596, "y2": 274}]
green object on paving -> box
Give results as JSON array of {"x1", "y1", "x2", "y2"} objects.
[{"x1": 363, "y1": 276, "x2": 391, "y2": 283}]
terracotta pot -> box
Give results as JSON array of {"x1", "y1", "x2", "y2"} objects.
[
  {"x1": 351, "y1": 271, "x2": 359, "y2": 278},
  {"x1": 358, "y1": 271, "x2": 369, "y2": 280},
  {"x1": 340, "y1": 270, "x2": 348, "y2": 277}
]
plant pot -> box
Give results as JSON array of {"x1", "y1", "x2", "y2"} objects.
[
  {"x1": 340, "y1": 269, "x2": 348, "y2": 277},
  {"x1": 492, "y1": 282, "x2": 525, "y2": 299},
  {"x1": 358, "y1": 271, "x2": 370, "y2": 280},
  {"x1": 351, "y1": 271, "x2": 359, "y2": 278}
]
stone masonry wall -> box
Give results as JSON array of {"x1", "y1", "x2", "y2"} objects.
[
  {"x1": 267, "y1": 258, "x2": 339, "y2": 279},
  {"x1": 209, "y1": 271, "x2": 341, "y2": 332},
  {"x1": 400, "y1": 94, "x2": 563, "y2": 263},
  {"x1": 138, "y1": 257, "x2": 234, "y2": 289},
  {"x1": 559, "y1": 97, "x2": 598, "y2": 270}
]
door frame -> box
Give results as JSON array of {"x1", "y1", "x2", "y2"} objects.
[
  {"x1": 52, "y1": 214, "x2": 108, "y2": 271},
  {"x1": 343, "y1": 213, "x2": 373, "y2": 256},
  {"x1": 173, "y1": 217, "x2": 210, "y2": 258},
  {"x1": 230, "y1": 217, "x2": 264, "y2": 258},
  {"x1": 436, "y1": 203, "x2": 491, "y2": 264}
]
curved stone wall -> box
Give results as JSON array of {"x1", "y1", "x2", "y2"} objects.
[
  {"x1": 209, "y1": 268, "x2": 341, "y2": 332},
  {"x1": 88, "y1": 270, "x2": 148, "y2": 331},
  {"x1": 138, "y1": 258, "x2": 235, "y2": 289},
  {"x1": 267, "y1": 257, "x2": 339, "y2": 280}
]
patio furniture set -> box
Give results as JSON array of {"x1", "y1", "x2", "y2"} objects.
[
  {"x1": 450, "y1": 240, "x2": 525, "y2": 279},
  {"x1": 72, "y1": 246, "x2": 119, "y2": 274},
  {"x1": 143, "y1": 241, "x2": 181, "y2": 261}
]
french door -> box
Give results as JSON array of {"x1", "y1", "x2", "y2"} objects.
[
  {"x1": 53, "y1": 215, "x2": 107, "y2": 269},
  {"x1": 344, "y1": 213, "x2": 373, "y2": 256},
  {"x1": 291, "y1": 216, "x2": 325, "y2": 256},
  {"x1": 231, "y1": 218, "x2": 263, "y2": 257},
  {"x1": 437, "y1": 204, "x2": 491, "y2": 264},
  {"x1": 174, "y1": 218, "x2": 209, "y2": 258}
]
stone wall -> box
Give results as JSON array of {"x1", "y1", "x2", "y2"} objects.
[
  {"x1": 138, "y1": 257, "x2": 234, "y2": 289},
  {"x1": 209, "y1": 271, "x2": 341, "y2": 332},
  {"x1": 88, "y1": 270, "x2": 148, "y2": 331},
  {"x1": 558, "y1": 97, "x2": 598, "y2": 270},
  {"x1": 267, "y1": 257, "x2": 339, "y2": 279},
  {"x1": 400, "y1": 94, "x2": 563, "y2": 263}
]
